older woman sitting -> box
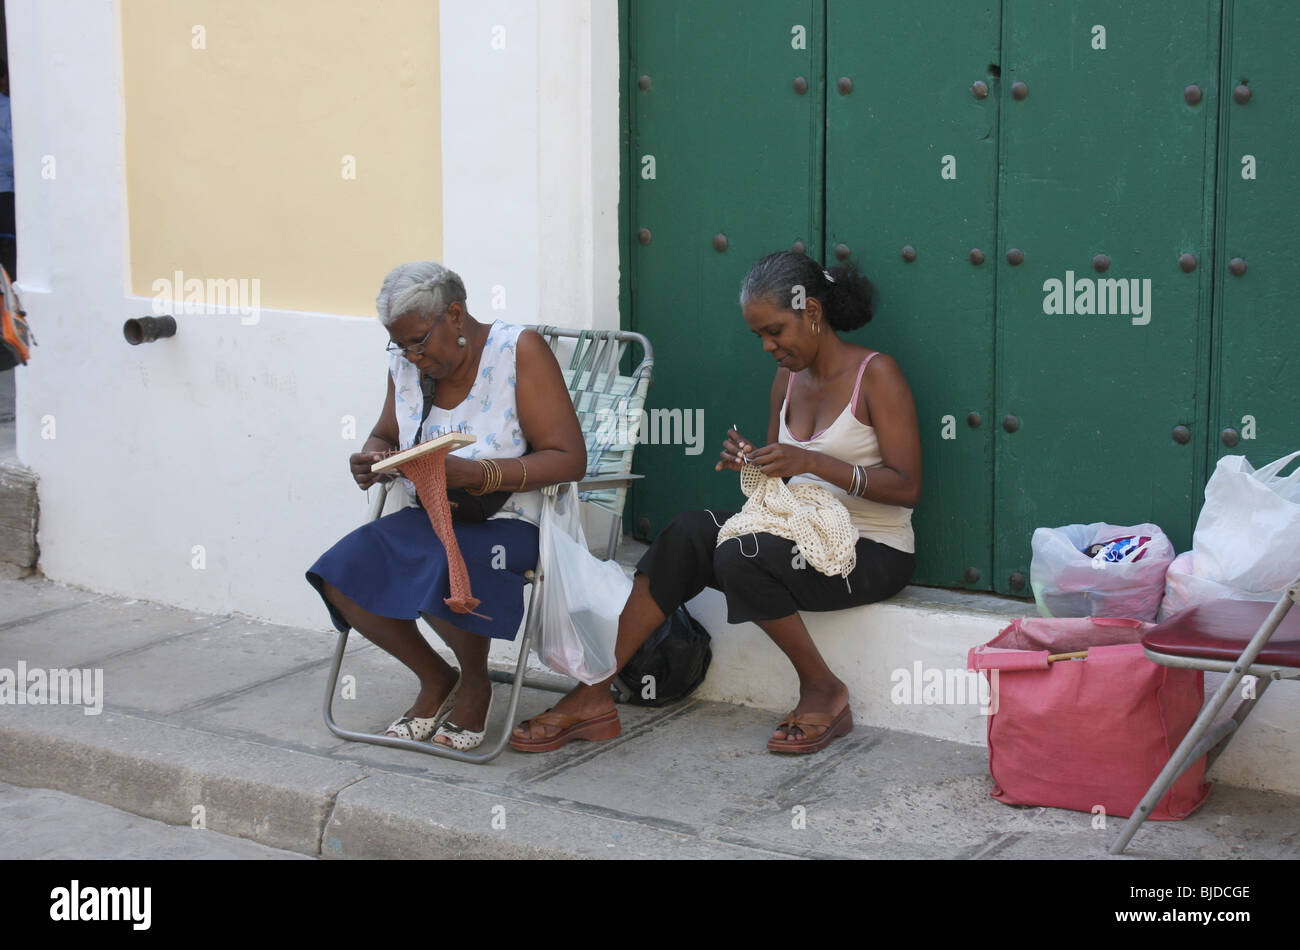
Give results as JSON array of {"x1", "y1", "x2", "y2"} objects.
[{"x1": 307, "y1": 261, "x2": 585, "y2": 751}]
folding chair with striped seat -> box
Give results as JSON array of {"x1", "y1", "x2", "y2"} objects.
[{"x1": 321, "y1": 326, "x2": 654, "y2": 763}]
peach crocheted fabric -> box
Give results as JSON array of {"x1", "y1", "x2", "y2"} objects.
[{"x1": 396, "y1": 448, "x2": 486, "y2": 618}]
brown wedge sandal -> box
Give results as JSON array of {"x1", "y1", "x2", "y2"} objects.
[
  {"x1": 509, "y1": 708, "x2": 621, "y2": 753},
  {"x1": 766, "y1": 705, "x2": 853, "y2": 754}
]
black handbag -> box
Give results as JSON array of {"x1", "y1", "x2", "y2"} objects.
[
  {"x1": 611, "y1": 605, "x2": 712, "y2": 706},
  {"x1": 412, "y1": 372, "x2": 512, "y2": 522}
]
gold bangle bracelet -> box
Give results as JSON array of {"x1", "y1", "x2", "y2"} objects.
[
  {"x1": 466, "y1": 459, "x2": 492, "y2": 496},
  {"x1": 516, "y1": 457, "x2": 528, "y2": 491},
  {"x1": 467, "y1": 460, "x2": 488, "y2": 499},
  {"x1": 467, "y1": 458, "x2": 510, "y2": 496}
]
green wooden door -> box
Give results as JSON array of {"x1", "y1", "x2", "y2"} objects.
[
  {"x1": 624, "y1": 0, "x2": 825, "y2": 539},
  {"x1": 623, "y1": 1, "x2": 1293, "y2": 593},
  {"x1": 991, "y1": 1, "x2": 1221, "y2": 594},
  {"x1": 1209, "y1": 1, "x2": 1300, "y2": 475},
  {"x1": 825, "y1": 1, "x2": 1002, "y2": 589}
]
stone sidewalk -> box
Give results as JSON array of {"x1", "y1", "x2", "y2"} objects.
[
  {"x1": 0, "y1": 781, "x2": 310, "y2": 859},
  {"x1": 0, "y1": 572, "x2": 1297, "y2": 859}
]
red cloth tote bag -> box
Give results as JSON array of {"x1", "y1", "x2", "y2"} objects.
[{"x1": 967, "y1": 616, "x2": 1211, "y2": 820}]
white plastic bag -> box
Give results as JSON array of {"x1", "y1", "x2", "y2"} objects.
[
  {"x1": 1158, "y1": 450, "x2": 1300, "y2": 619},
  {"x1": 1158, "y1": 551, "x2": 1287, "y2": 621},
  {"x1": 1030, "y1": 521, "x2": 1175, "y2": 621},
  {"x1": 535, "y1": 484, "x2": 630, "y2": 684},
  {"x1": 1191, "y1": 450, "x2": 1300, "y2": 593}
]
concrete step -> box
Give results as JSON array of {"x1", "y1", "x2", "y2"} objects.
[
  {"x1": 484, "y1": 533, "x2": 1300, "y2": 796},
  {"x1": 0, "y1": 369, "x2": 13, "y2": 424},
  {"x1": 0, "y1": 456, "x2": 38, "y2": 574},
  {"x1": 0, "y1": 372, "x2": 34, "y2": 572}
]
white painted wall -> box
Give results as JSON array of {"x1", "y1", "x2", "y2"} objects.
[
  {"x1": 440, "y1": 0, "x2": 620, "y2": 334},
  {"x1": 8, "y1": 0, "x2": 621, "y2": 633}
]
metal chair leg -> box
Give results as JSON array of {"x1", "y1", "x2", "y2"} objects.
[
  {"x1": 322, "y1": 627, "x2": 351, "y2": 738},
  {"x1": 322, "y1": 577, "x2": 547, "y2": 764},
  {"x1": 1134, "y1": 675, "x2": 1275, "y2": 783},
  {"x1": 1110, "y1": 593, "x2": 1297, "y2": 854},
  {"x1": 1203, "y1": 674, "x2": 1273, "y2": 769},
  {"x1": 605, "y1": 511, "x2": 622, "y2": 562}
]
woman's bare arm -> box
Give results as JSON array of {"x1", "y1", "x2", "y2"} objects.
[
  {"x1": 368, "y1": 372, "x2": 400, "y2": 450},
  {"x1": 351, "y1": 371, "x2": 401, "y2": 489},
  {"x1": 446, "y1": 330, "x2": 586, "y2": 491}
]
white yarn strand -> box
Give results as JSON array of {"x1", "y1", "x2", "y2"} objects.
[{"x1": 706, "y1": 508, "x2": 760, "y2": 558}]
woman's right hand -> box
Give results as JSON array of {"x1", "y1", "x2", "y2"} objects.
[
  {"x1": 716, "y1": 428, "x2": 754, "y2": 472},
  {"x1": 444, "y1": 455, "x2": 482, "y2": 492},
  {"x1": 350, "y1": 451, "x2": 394, "y2": 490}
]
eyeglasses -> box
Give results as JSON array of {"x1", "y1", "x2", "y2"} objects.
[{"x1": 385, "y1": 307, "x2": 448, "y2": 356}]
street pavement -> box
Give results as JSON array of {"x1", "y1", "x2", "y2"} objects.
[
  {"x1": 1, "y1": 571, "x2": 1298, "y2": 859},
  {"x1": 0, "y1": 781, "x2": 310, "y2": 859}
]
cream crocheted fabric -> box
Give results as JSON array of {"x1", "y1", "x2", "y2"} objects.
[{"x1": 717, "y1": 464, "x2": 858, "y2": 579}]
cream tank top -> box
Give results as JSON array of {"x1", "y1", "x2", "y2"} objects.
[
  {"x1": 778, "y1": 352, "x2": 915, "y2": 554},
  {"x1": 389, "y1": 320, "x2": 543, "y2": 527}
]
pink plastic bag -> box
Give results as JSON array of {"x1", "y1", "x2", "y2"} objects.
[{"x1": 968, "y1": 616, "x2": 1211, "y2": 820}]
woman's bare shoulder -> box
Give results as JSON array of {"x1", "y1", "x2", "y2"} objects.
[
  {"x1": 862, "y1": 347, "x2": 905, "y2": 378},
  {"x1": 514, "y1": 326, "x2": 554, "y2": 368}
]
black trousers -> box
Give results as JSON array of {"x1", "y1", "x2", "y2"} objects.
[{"x1": 636, "y1": 509, "x2": 916, "y2": 625}]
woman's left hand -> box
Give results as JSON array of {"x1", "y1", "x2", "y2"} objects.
[{"x1": 744, "y1": 443, "x2": 812, "y2": 478}]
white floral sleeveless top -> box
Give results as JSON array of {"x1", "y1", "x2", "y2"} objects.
[{"x1": 389, "y1": 320, "x2": 543, "y2": 527}]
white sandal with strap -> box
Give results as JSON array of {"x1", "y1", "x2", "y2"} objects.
[
  {"x1": 433, "y1": 688, "x2": 495, "y2": 752},
  {"x1": 385, "y1": 675, "x2": 461, "y2": 741}
]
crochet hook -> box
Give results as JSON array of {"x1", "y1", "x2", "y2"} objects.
[{"x1": 732, "y1": 423, "x2": 751, "y2": 465}]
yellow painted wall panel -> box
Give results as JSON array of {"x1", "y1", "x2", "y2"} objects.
[{"x1": 122, "y1": 0, "x2": 441, "y2": 317}]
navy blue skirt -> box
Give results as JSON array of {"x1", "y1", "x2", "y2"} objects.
[{"x1": 305, "y1": 506, "x2": 539, "y2": 640}]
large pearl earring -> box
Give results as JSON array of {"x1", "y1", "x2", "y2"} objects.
[{"x1": 457, "y1": 335, "x2": 467, "y2": 347}]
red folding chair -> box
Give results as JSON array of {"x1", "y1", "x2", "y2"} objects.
[{"x1": 1110, "y1": 576, "x2": 1300, "y2": 853}]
